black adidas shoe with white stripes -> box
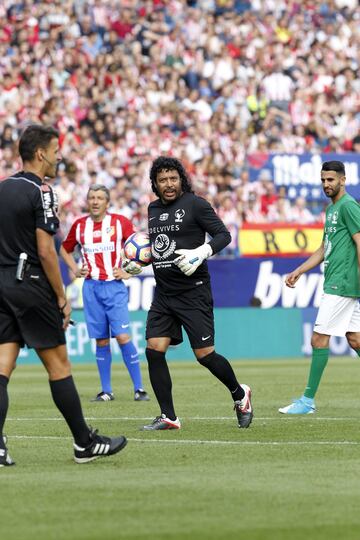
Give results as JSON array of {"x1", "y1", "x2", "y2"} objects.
[
  {"x1": 74, "y1": 428, "x2": 127, "y2": 464},
  {"x1": 0, "y1": 448, "x2": 15, "y2": 467},
  {"x1": 0, "y1": 436, "x2": 15, "y2": 467},
  {"x1": 134, "y1": 389, "x2": 150, "y2": 402},
  {"x1": 90, "y1": 391, "x2": 114, "y2": 402}
]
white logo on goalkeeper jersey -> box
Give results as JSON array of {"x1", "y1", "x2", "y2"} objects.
[
  {"x1": 152, "y1": 234, "x2": 176, "y2": 260},
  {"x1": 175, "y1": 209, "x2": 185, "y2": 222},
  {"x1": 154, "y1": 234, "x2": 170, "y2": 252}
]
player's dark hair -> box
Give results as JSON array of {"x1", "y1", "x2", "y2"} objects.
[
  {"x1": 87, "y1": 184, "x2": 110, "y2": 202},
  {"x1": 150, "y1": 156, "x2": 194, "y2": 197},
  {"x1": 321, "y1": 161, "x2": 345, "y2": 175},
  {"x1": 18, "y1": 124, "x2": 59, "y2": 162}
]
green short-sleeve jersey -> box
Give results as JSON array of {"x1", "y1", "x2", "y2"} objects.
[{"x1": 323, "y1": 193, "x2": 360, "y2": 297}]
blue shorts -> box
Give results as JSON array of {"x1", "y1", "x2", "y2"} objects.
[{"x1": 82, "y1": 279, "x2": 130, "y2": 339}]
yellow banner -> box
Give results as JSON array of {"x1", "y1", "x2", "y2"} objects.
[{"x1": 239, "y1": 224, "x2": 323, "y2": 256}]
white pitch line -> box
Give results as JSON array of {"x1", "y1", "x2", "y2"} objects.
[
  {"x1": 129, "y1": 439, "x2": 360, "y2": 446},
  {"x1": 6, "y1": 416, "x2": 360, "y2": 422},
  {"x1": 7, "y1": 435, "x2": 360, "y2": 446}
]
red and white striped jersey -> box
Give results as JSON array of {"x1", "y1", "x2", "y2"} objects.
[{"x1": 62, "y1": 213, "x2": 134, "y2": 281}]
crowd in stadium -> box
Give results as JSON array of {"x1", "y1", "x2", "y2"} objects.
[{"x1": 0, "y1": 0, "x2": 359, "y2": 255}]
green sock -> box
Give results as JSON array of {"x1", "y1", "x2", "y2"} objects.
[
  {"x1": 356, "y1": 350, "x2": 360, "y2": 357},
  {"x1": 303, "y1": 348, "x2": 329, "y2": 399}
]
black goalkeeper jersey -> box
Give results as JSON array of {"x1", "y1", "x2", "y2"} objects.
[{"x1": 148, "y1": 192, "x2": 231, "y2": 294}]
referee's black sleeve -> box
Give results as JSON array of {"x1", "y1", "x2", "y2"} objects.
[
  {"x1": 32, "y1": 184, "x2": 59, "y2": 235},
  {"x1": 194, "y1": 197, "x2": 231, "y2": 254}
]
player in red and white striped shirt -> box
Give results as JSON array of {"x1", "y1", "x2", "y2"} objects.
[
  {"x1": 64, "y1": 210, "x2": 131, "y2": 281},
  {"x1": 61, "y1": 185, "x2": 149, "y2": 403}
]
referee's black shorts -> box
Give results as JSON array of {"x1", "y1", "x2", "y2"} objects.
[
  {"x1": 0, "y1": 266, "x2": 66, "y2": 349},
  {"x1": 146, "y1": 283, "x2": 215, "y2": 349}
]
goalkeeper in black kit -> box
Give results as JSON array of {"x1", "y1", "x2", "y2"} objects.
[{"x1": 123, "y1": 156, "x2": 253, "y2": 430}]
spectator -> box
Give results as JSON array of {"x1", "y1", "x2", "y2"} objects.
[
  {"x1": 290, "y1": 196, "x2": 317, "y2": 224},
  {"x1": 244, "y1": 193, "x2": 265, "y2": 223},
  {"x1": 267, "y1": 196, "x2": 292, "y2": 223},
  {"x1": 260, "y1": 180, "x2": 278, "y2": 217}
]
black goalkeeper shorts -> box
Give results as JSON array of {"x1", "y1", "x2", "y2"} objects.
[
  {"x1": 0, "y1": 266, "x2": 66, "y2": 349},
  {"x1": 146, "y1": 283, "x2": 215, "y2": 349}
]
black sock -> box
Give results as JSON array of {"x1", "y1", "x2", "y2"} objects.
[
  {"x1": 146, "y1": 348, "x2": 176, "y2": 420},
  {"x1": 49, "y1": 376, "x2": 90, "y2": 447},
  {"x1": 0, "y1": 375, "x2": 9, "y2": 450},
  {"x1": 197, "y1": 351, "x2": 245, "y2": 401}
]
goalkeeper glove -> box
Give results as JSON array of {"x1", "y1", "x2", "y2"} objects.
[
  {"x1": 121, "y1": 258, "x2": 143, "y2": 275},
  {"x1": 174, "y1": 243, "x2": 212, "y2": 276}
]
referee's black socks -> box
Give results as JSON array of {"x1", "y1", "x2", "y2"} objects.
[
  {"x1": 49, "y1": 376, "x2": 91, "y2": 447},
  {"x1": 197, "y1": 351, "x2": 245, "y2": 402},
  {"x1": 146, "y1": 348, "x2": 177, "y2": 421},
  {"x1": 0, "y1": 375, "x2": 9, "y2": 450}
]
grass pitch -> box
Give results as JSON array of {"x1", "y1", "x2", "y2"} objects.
[{"x1": 1, "y1": 357, "x2": 360, "y2": 540}]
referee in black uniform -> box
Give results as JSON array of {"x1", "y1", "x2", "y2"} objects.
[
  {"x1": 123, "y1": 156, "x2": 253, "y2": 430},
  {"x1": 0, "y1": 124, "x2": 127, "y2": 465}
]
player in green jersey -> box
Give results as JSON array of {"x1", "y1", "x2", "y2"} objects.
[{"x1": 279, "y1": 161, "x2": 360, "y2": 414}]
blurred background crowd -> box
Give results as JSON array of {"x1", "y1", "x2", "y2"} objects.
[{"x1": 0, "y1": 0, "x2": 359, "y2": 255}]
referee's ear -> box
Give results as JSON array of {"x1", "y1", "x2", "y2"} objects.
[{"x1": 34, "y1": 148, "x2": 42, "y2": 162}]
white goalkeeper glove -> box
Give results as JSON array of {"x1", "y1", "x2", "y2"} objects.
[
  {"x1": 174, "y1": 243, "x2": 212, "y2": 276},
  {"x1": 121, "y1": 258, "x2": 143, "y2": 276}
]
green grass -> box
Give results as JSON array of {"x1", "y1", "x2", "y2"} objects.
[{"x1": 2, "y1": 357, "x2": 360, "y2": 540}]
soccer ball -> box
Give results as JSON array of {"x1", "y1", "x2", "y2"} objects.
[{"x1": 124, "y1": 232, "x2": 152, "y2": 266}]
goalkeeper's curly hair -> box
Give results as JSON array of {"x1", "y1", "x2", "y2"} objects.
[{"x1": 150, "y1": 156, "x2": 194, "y2": 197}]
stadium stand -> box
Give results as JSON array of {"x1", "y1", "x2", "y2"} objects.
[{"x1": 0, "y1": 0, "x2": 359, "y2": 255}]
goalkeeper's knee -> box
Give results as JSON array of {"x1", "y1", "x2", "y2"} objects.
[{"x1": 196, "y1": 350, "x2": 216, "y2": 367}]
